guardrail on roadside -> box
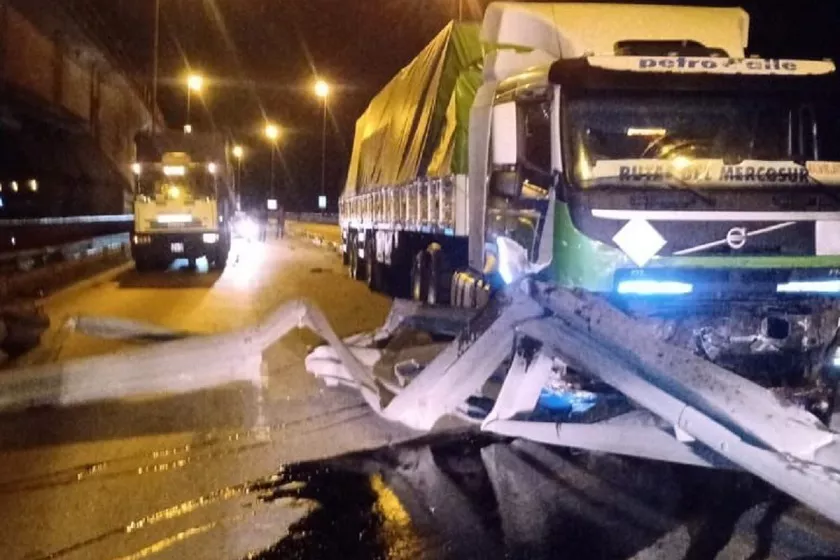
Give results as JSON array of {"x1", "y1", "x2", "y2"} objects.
[
  {"x1": 287, "y1": 212, "x2": 338, "y2": 225},
  {"x1": 0, "y1": 214, "x2": 133, "y2": 227},
  {"x1": 0, "y1": 232, "x2": 131, "y2": 298},
  {"x1": 0, "y1": 214, "x2": 134, "y2": 253}
]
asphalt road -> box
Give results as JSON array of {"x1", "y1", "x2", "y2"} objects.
[
  {"x1": 0, "y1": 236, "x2": 418, "y2": 559},
  {"x1": 0, "y1": 232, "x2": 837, "y2": 559}
]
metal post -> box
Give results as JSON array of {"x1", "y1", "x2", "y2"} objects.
[
  {"x1": 269, "y1": 145, "x2": 275, "y2": 199},
  {"x1": 320, "y1": 97, "x2": 327, "y2": 210},
  {"x1": 151, "y1": 0, "x2": 160, "y2": 136}
]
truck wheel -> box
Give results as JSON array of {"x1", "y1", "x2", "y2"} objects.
[
  {"x1": 211, "y1": 250, "x2": 229, "y2": 271},
  {"x1": 462, "y1": 278, "x2": 476, "y2": 309},
  {"x1": 365, "y1": 238, "x2": 377, "y2": 291},
  {"x1": 426, "y1": 247, "x2": 451, "y2": 306},
  {"x1": 341, "y1": 232, "x2": 350, "y2": 266},
  {"x1": 348, "y1": 237, "x2": 359, "y2": 279},
  {"x1": 411, "y1": 251, "x2": 429, "y2": 302},
  {"x1": 134, "y1": 257, "x2": 153, "y2": 273},
  {"x1": 451, "y1": 273, "x2": 462, "y2": 307},
  {"x1": 476, "y1": 280, "x2": 490, "y2": 308}
]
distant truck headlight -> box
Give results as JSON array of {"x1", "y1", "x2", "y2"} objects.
[
  {"x1": 203, "y1": 233, "x2": 219, "y2": 243},
  {"x1": 236, "y1": 217, "x2": 259, "y2": 240}
]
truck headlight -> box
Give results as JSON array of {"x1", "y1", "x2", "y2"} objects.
[{"x1": 203, "y1": 233, "x2": 219, "y2": 243}]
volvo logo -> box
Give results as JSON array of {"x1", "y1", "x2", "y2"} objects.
[{"x1": 726, "y1": 227, "x2": 748, "y2": 249}]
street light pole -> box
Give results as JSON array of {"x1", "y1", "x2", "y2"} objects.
[
  {"x1": 185, "y1": 74, "x2": 203, "y2": 133},
  {"x1": 151, "y1": 0, "x2": 160, "y2": 136},
  {"x1": 320, "y1": 96, "x2": 327, "y2": 202},
  {"x1": 269, "y1": 145, "x2": 275, "y2": 199},
  {"x1": 264, "y1": 124, "x2": 280, "y2": 200},
  {"x1": 314, "y1": 80, "x2": 330, "y2": 212},
  {"x1": 232, "y1": 145, "x2": 244, "y2": 200}
]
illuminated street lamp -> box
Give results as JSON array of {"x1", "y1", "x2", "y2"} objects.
[
  {"x1": 187, "y1": 74, "x2": 204, "y2": 92},
  {"x1": 314, "y1": 80, "x2": 329, "y2": 99},
  {"x1": 314, "y1": 79, "x2": 329, "y2": 211},
  {"x1": 264, "y1": 124, "x2": 280, "y2": 142},
  {"x1": 232, "y1": 145, "x2": 244, "y2": 194},
  {"x1": 185, "y1": 73, "x2": 204, "y2": 131},
  {"x1": 264, "y1": 124, "x2": 281, "y2": 199}
]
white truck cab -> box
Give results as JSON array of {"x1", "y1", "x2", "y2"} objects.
[{"x1": 132, "y1": 150, "x2": 232, "y2": 271}]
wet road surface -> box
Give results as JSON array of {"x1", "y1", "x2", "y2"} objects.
[
  {"x1": 0, "y1": 233, "x2": 837, "y2": 558},
  {"x1": 0, "y1": 236, "x2": 418, "y2": 559},
  {"x1": 250, "y1": 433, "x2": 840, "y2": 560}
]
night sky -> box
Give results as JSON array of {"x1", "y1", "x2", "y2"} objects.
[{"x1": 70, "y1": 0, "x2": 840, "y2": 211}]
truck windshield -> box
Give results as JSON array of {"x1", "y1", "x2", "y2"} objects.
[
  {"x1": 136, "y1": 165, "x2": 217, "y2": 199},
  {"x1": 565, "y1": 91, "x2": 840, "y2": 189}
]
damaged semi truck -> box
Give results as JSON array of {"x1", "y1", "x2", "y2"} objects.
[{"x1": 319, "y1": 2, "x2": 840, "y2": 523}]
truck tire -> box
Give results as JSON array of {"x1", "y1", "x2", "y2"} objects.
[
  {"x1": 342, "y1": 232, "x2": 350, "y2": 266},
  {"x1": 348, "y1": 237, "x2": 359, "y2": 279},
  {"x1": 451, "y1": 273, "x2": 462, "y2": 307},
  {"x1": 365, "y1": 237, "x2": 378, "y2": 291},
  {"x1": 476, "y1": 280, "x2": 490, "y2": 308},
  {"x1": 411, "y1": 250, "x2": 429, "y2": 302},
  {"x1": 426, "y1": 247, "x2": 451, "y2": 306},
  {"x1": 211, "y1": 250, "x2": 229, "y2": 271},
  {"x1": 462, "y1": 278, "x2": 476, "y2": 309},
  {"x1": 134, "y1": 257, "x2": 154, "y2": 273}
]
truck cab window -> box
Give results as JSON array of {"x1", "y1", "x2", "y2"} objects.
[{"x1": 519, "y1": 100, "x2": 552, "y2": 188}]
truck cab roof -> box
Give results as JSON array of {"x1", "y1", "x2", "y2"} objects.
[{"x1": 483, "y1": 2, "x2": 750, "y2": 81}]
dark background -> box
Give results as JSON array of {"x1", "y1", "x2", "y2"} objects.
[{"x1": 66, "y1": 0, "x2": 840, "y2": 212}]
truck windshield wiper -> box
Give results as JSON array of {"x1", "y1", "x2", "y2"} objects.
[{"x1": 587, "y1": 176, "x2": 715, "y2": 207}]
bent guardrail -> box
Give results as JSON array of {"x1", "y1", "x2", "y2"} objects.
[{"x1": 0, "y1": 214, "x2": 132, "y2": 253}]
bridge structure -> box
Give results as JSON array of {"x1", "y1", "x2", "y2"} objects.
[{"x1": 0, "y1": 0, "x2": 159, "y2": 218}]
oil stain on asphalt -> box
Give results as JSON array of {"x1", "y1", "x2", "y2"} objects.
[{"x1": 246, "y1": 433, "x2": 840, "y2": 560}]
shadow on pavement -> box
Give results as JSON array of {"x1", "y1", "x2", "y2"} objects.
[
  {"x1": 247, "y1": 434, "x2": 840, "y2": 560},
  {"x1": 0, "y1": 381, "x2": 259, "y2": 451},
  {"x1": 116, "y1": 260, "x2": 222, "y2": 289}
]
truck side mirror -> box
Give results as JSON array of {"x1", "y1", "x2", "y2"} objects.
[
  {"x1": 489, "y1": 168, "x2": 522, "y2": 198},
  {"x1": 491, "y1": 101, "x2": 517, "y2": 166},
  {"x1": 489, "y1": 101, "x2": 522, "y2": 198}
]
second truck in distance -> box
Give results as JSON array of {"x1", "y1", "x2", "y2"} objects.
[{"x1": 130, "y1": 130, "x2": 234, "y2": 272}]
